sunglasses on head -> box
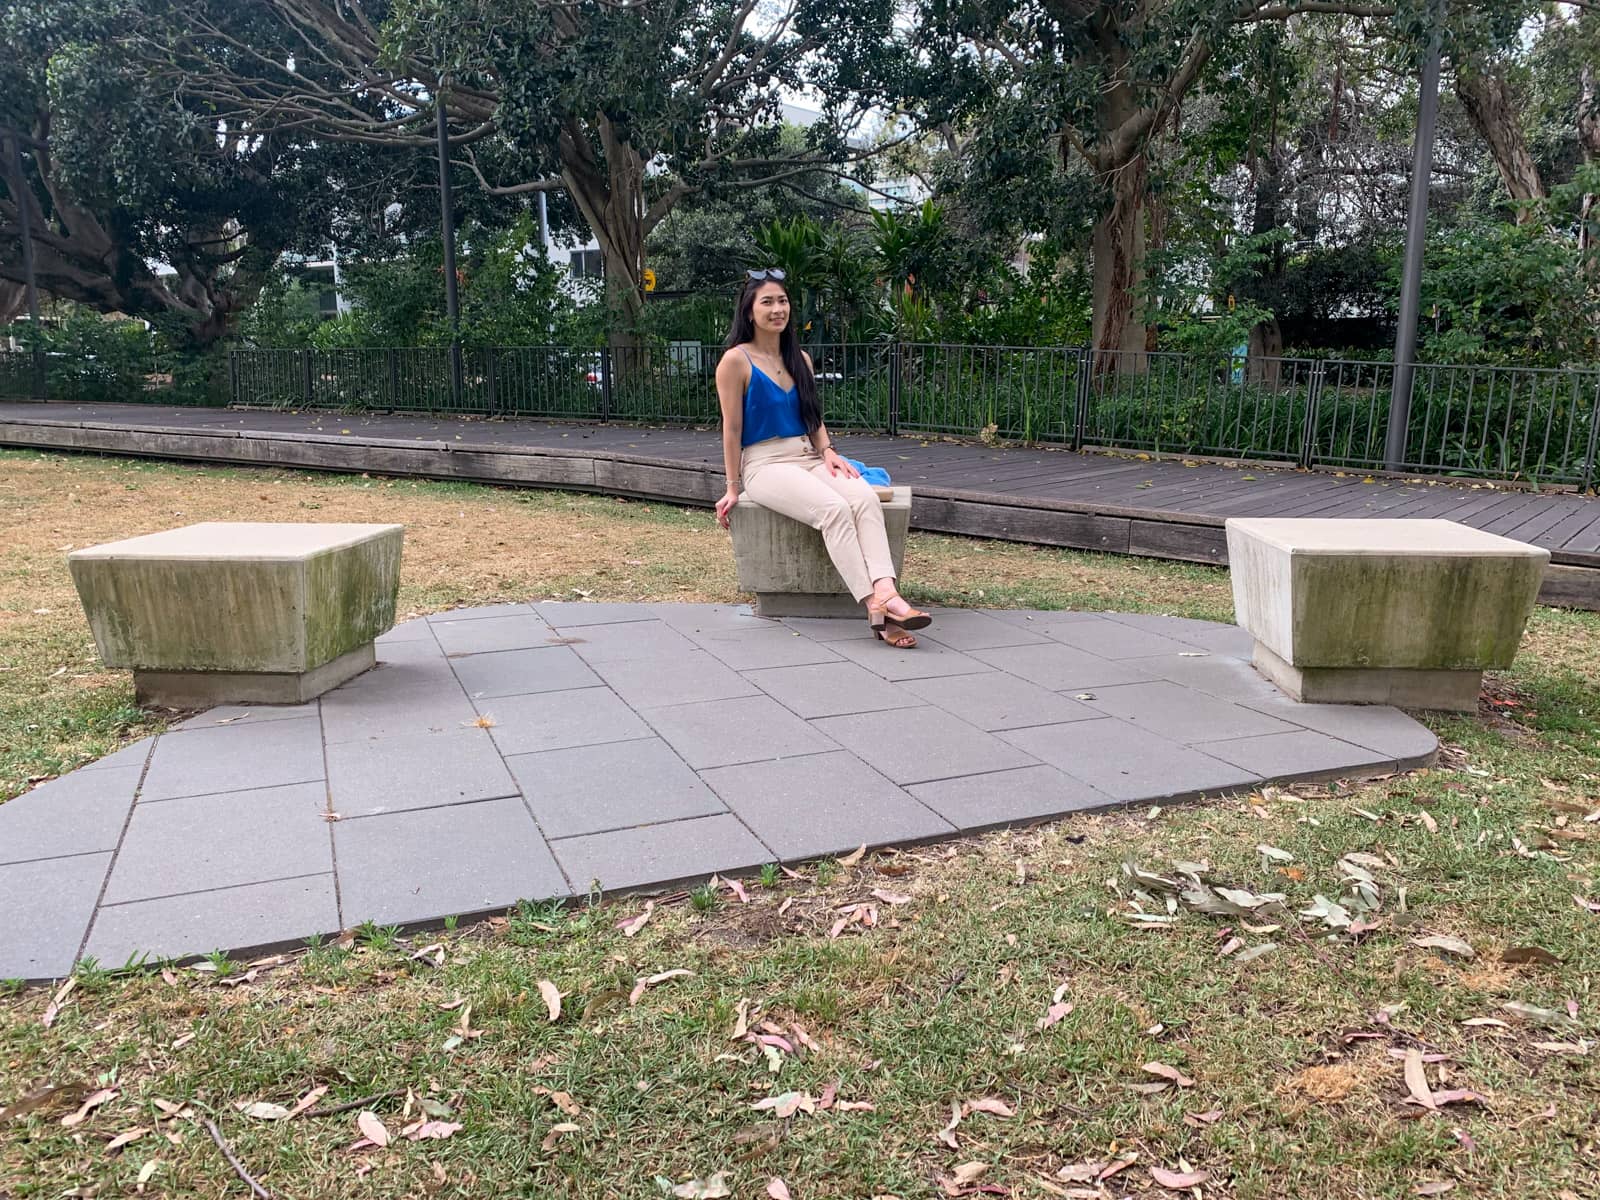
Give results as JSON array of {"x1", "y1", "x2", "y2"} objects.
[{"x1": 746, "y1": 268, "x2": 786, "y2": 282}]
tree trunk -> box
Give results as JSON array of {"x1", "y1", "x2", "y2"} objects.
[
  {"x1": 557, "y1": 114, "x2": 648, "y2": 373},
  {"x1": 1247, "y1": 318, "x2": 1283, "y2": 387},
  {"x1": 0, "y1": 281, "x2": 25, "y2": 328},
  {"x1": 1579, "y1": 62, "x2": 1600, "y2": 276},
  {"x1": 1455, "y1": 67, "x2": 1545, "y2": 219},
  {"x1": 1090, "y1": 152, "x2": 1149, "y2": 372}
]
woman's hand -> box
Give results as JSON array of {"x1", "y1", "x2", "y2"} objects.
[
  {"x1": 715, "y1": 485, "x2": 740, "y2": 529},
  {"x1": 822, "y1": 448, "x2": 860, "y2": 479}
]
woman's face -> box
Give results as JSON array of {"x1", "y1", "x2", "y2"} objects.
[{"x1": 749, "y1": 282, "x2": 790, "y2": 334}]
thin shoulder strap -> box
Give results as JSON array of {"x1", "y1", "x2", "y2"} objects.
[{"x1": 738, "y1": 347, "x2": 754, "y2": 366}]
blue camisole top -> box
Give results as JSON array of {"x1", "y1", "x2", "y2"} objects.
[{"x1": 739, "y1": 350, "x2": 808, "y2": 447}]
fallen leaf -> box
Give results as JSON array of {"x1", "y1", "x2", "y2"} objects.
[
  {"x1": 834, "y1": 1100, "x2": 876, "y2": 1112},
  {"x1": 938, "y1": 1099, "x2": 963, "y2": 1147},
  {"x1": 838, "y1": 844, "x2": 867, "y2": 867},
  {"x1": 1038, "y1": 1001, "x2": 1073, "y2": 1030},
  {"x1": 408, "y1": 943, "x2": 445, "y2": 966},
  {"x1": 404, "y1": 1120, "x2": 462, "y2": 1140},
  {"x1": 105, "y1": 1127, "x2": 148, "y2": 1153},
  {"x1": 61, "y1": 1089, "x2": 117, "y2": 1128},
  {"x1": 533, "y1": 1088, "x2": 581, "y2": 1116},
  {"x1": 1414, "y1": 1184, "x2": 1454, "y2": 1197},
  {"x1": 647, "y1": 968, "x2": 694, "y2": 986},
  {"x1": 1150, "y1": 1166, "x2": 1211, "y2": 1189},
  {"x1": 964, "y1": 1097, "x2": 1015, "y2": 1118},
  {"x1": 287, "y1": 1085, "x2": 329, "y2": 1119},
  {"x1": 951, "y1": 1162, "x2": 988, "y2": 1185},
  {"x1": 1462, "y1": 1017, "x2": 1510, "y2": 1028},
  {"x1": 1257, "y1": 844, "x2": 1294, "y2": 863},
  {"x1": 1143, "y1": 1062, "x2": 1195, "y2": 1088},
  {"x1": 767, "y1": 1179, "x2": 793, "y2": 1200},
  {"x1": 1056, "y1": 1163, "x2": 1103, "y2": 1183},
  {"x1": 1184, "y1": 1108, "x2": 1224, "y2": 1126},
  {"x1": 41, "y1": 977, "x2": 76, "y2": 1028},
  {"x1": 730, "y1": 998, "x2": 752, "y2": 1041},
  {"x1": 1403, "y1": 1048, "x2": 1435, "y2": 1109},
  {"x1": 1128, "y1": 1082, "x2": 1172, "y2": 1095},
  {"x1": 871, "y1": 888, "x2": 912, "y2": 905},
  {"x1": 1501, "y1": 946, "x2": 1561, "y2": 966},
  {"x1": 671, "y1": 1171, "x2": 732, "y2": 1199},
  {"x1": 538, "y1": 980, "x2": 563, "y2": 1022},
  {"x1": 752, "y1": 1092, "x2": 815, "y2": 1118},
  {"x1": 237, "y1": 1101, "x2": 293, "y2": 1121},
  {"x1": 541, "y1": 1121, "x2": 580, "y2": 1151},
  {"x1": 1504, "y1": 1001, "x2": 1578, "y2": 1028},
  {"x1": 1428, "y1": 1089, "x2": 1485, "y2": 1107},
  {"x1": 1412, "y1": 935, "x2": 1474, "y2": 959},
  {"x1": 357, "y1": 1111, "x2": 391, "y2": 1148},
  {"x1": 727, "y1": 878, "x2": 750, "y2": 903},
  {"x1": 1233, "y1": 943, "x2": 1278, "y2": 964},
  {"x1": 619, "y1": 902, "x2": 655, "y2": 937},
  {"x1": 1417, "y1": 809, "x2": 1439, "y2": 834}
]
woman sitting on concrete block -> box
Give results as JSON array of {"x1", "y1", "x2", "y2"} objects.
[{"x1": 713, "y1": 269, "x2": 931, "y2": 648}]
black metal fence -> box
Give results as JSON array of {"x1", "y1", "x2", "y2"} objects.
[{"x1": 6, "y1": 341, "x2": 1600, "y2": 488}]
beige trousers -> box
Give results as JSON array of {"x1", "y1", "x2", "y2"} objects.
[{"x1": 741, "y1": 436, "x2": 896, "y2": 602}]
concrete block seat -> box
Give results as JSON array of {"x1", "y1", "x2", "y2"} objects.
[
  {"x1": 69, "y1": 522, "x2": 403, "y2": 707},
  {"x1": 1226, "y1": 517, "x2": 1547, "y2": 711},
  {"x1": 729, "y1": 486, "x2": 911, "y2": 617}
]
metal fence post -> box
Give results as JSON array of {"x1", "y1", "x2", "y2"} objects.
[
  {"x1": 887, "y1": 341, "x2": 902, "y2": 436},
  {"x1": 484, "y1": 347, "x2": 498, "y2": 416},
  {"x1": 599, "y1": 346, "x2": 613, "y2": 422},
  {"x1": 1299, "y1": 362, "x2": 1326, "y2": 469},
  {"x1": 228, "y1": 349, "x2": 240, "y2": 405},
  {"x1": 1071, "y1": 347, "x2": 1092, "y2": 451},
  {"x1": 301, "y1": 348, "x2": 314, "y2": 407},
  {"x1": 386, "y1": 349, "x2": 399, "y2": 406},
  {"x1": 1581, "y1": 373, "x2": 1600, "y2": 495}
]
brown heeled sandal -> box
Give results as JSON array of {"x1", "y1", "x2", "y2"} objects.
[
  {"x1": 876, "y1": 622, "x2": 918, "y2": 649},
  {"x1": 866, "y1": 598, "x2": 933, "y2": 632}
]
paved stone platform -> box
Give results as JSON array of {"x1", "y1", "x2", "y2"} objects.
[{"x1": 0, "y1": 603, "x2": 1438, "y2": 982}]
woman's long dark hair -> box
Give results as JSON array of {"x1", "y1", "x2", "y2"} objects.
[{"x1": 725, "y1": 277, "x2": 821, "y2": 433}]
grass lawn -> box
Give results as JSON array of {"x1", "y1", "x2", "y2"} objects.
[{"x1": 1, "y1": 448, "x2": 1597, "y2": 1200}]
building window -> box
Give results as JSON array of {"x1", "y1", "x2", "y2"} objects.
[{"x1": 569, "y1": 249, "x2": 604, "y2": 279}]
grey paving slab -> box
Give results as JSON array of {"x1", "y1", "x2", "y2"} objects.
[
  {"x1": 0, "y1": 766, "x2": 140, "y2": 865},
  {"x1": 105, "y1": 782, "x2": 331, "y2": 904},
  {"x1": 336, "y1": 797, "x2": 568, "y2": 926},
  {"x1": 590, "y1": 649, "x2": 760, "y2": 709},
  {"x1": 552, "y1": 814, "x2": 771, "y2": 893},
  {"x1": 1139, "y1": 653, "x2": 1285, "y2": 704},
  {"x1": 811, "y1": 706, "x2": 1038, "y2": 785},
  {"x1": 140, "y1": 717, "x2": 325, "y2": 801},
  {"x1": 0, "y1": 853, "x2": 109, "y2": 979},
  {"x1": 564, "y1": 619, "x2": 701, "y2": 665},
  {"x1": 174, "y1": 702, "x2": 320, "y2": 731},
  {"x1": 643, "y1": 695, "x2": 838, "y2": 770},
  {"x1": 914, "y1": 609, "x2": 1052, "y2": 651},
  {"x1": 969, "y1": 643, "x2": 1156, "y2": 692},
  {"x1": 432, "y1": 613, "x2": 555, "y2": 657},
  {"x1": 704, "y1": 751, "x2": 954, "y2": 861},
  {"x1": 743, "y1": 661, "x2": 925, "y2": 719},
  {"x1": 425, "y1": 603, "x2": 535, "y2": 623},
  {"x1": 1000, "y1": 718, "x2": 1262, "y2": 803},
  {"x1": 481, "y1": 687, "x2": 654, "y2": 756},
  {"x1": 1040, "y1": 617, "x2": 1212, "y2": 660},
  {"x1": 1237, "y1": 697, "x2": 1439, "y2": 763},
  {"x1": 654, "y1": 603, "x2": 765, "y2": 634},
  {"x1": 1176, "y1": 624, "x2": 1256, "y2": 658},
  {"x1": 78, "y1": 737, "x2": 155, "y2": 773},
  {"x1": 328, "y1": 729, "x2": 517, "y2": 817},
  {"x1": 909, "y1": 764, "x2": 1114, "y2": 830},
  {"x1": 1196, "y1": 729, "x2": 1395, "y2": 779},
  {"x1": 1084, "y1": 680, "x2": 1299, "y2": 744},
  {"x1": 902, "y1": 672, "x2": 1102, "y2": 732},
  {"x1": 827, "y1": 635, "x2": 991, "y2": 682},
  {"x1": 508, "y1": 739, "x2": 726, "y2": 838},
  {"x1": 777, "y1": 616, "x2": 874, "y2": 642},
  {"x1": 1103, "y1": 613, "x2": 1237, "y2": 644},
  {"x1": 536, "y1": 601, "x2": 674, "y2": 627},
  {"x1": 86, "y1": 874, "x2": 340, "y2": 966},
  {"x1": 377, "y1": 618, "x2": 438, "y2": 644},
  {"x1": 688, "y1": 626, "x2": 844, "y2": 671},
  {"x1": 339, "y1": 653, "x2": 459, "y2": 694},
  {"x1": 320, "y1": 682, "x2": 478, "y2": 744},
  {"x1": 987, "y1": 609, "x2": 1104, "y2": 634},
  {"x1": 450, "y1": 645, "x2": 603, "y2": 699},
  {"x1": 371, "y1": 636, "x2": 447, "y2": 664}
]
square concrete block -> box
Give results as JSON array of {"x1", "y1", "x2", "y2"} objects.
[
  {"x1": 320, "y1": 682, "x2": 479, "y2": 744},
  {"x1": 481, "y1": 688, "x2": 653, "y2": 756},
  {"x1": 507, "y1": 739, "x2": 727, "y2": 838},
  {"x1": 909, "y1": 764, "x2": 1113, "y2": 830},
  {"x1": 642, "y1": 695, "x2": 838, "y2": 770},
  {"x1": 105, "y1": 782, "x2": 332, "y2": 904},
  {"x1": 69, "y1": 522, "x2": 403, "y2": 706},
  {"x1": 903, "y1": 672, "x2": 1101, "y2": 732},
  {"x1": 704, "y1": 751, "x2": 953, "y2": 861},
  {"x1": 1227, "y1": 518, "x2": 1549, "y2": 710},
  {"x1": 730, "y1": 487, "x2": 911, "y2": 617},
  {"x1": 969, "y1": 643, "x2": 1155, "y2": 691},
  {"x1": 1000, "y1": 717, "x2": 1261, "y2": 803},
  {"x1": 140, "y1": 716, "x2": 325, "y2": 801},
  {"x1": 335, "y1": 797, "x2": 568, "y2": 926},
  {"x1": 743, "y1": 661, "x2": 924, "y2": 719},
  {"x1": 86, "y1": 874, "x2": 340, "y2": 967},
  {"x1": 1084, "y1": 680, "x2": 1298, "y2": 744},
  {"x1": 432, "y1": 614, "x2": 554, "y2": 657},
  {"x1": 812, "y1": 706, "x2": 1038, "y2": 785},
  {"x1": 450, "y1": 646, "x2": 602, "y2": 700},
  {"x1": 551, "y1": 814, "x2": 772, "y2": 894},
  {"x1": 327, "y1": 729, "x2": 518, "y2": 817},
  {"x1": 0, "y1": 766, "x2": 141, "y2": 865},
  {"x1": 0, "y1": 853, "x2": 108, "y2": 980},
  {"x1": 590, "y1": 650, "x2": 760, "y2": 709},
  {"x1": 688, "y1": 626, "x2": 843, "y2": 672}
]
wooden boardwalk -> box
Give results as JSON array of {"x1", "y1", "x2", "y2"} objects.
[{"x1": 4, "y1": 400, "x2": 1598, "y2": 607}]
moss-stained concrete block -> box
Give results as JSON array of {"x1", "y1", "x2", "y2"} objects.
[
  {"x1": 1226, "y1": 518, "x2": 1548, "y2": 711},
  {"x1": 730, "y1": 488, "x2": 910, "y2": 618},
  {"x1": 69, "y1": 523, "x2": 403, "y2": 706}
]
